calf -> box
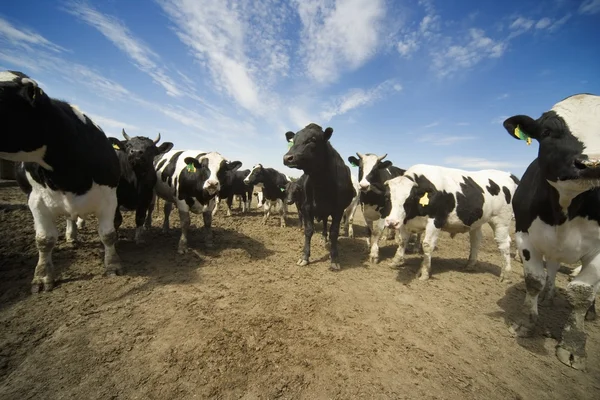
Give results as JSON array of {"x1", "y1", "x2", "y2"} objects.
[
  {"x1": 285, "y1": 175, "x2": 308, "y2": 229},
  {"x1": 283, "y1": 123, "x2": 355, "y2": 271},
  {"x1": 213, "y1": 168, "x2": 253, "y2": 216},
  {"x1": 1, "y1": 71, "x2": 122, "y2": 292},
  {"x1": 348, "y1": 153, "x2": 408, "y2": 263},
  {"x1": 148, "y1": 149, "x2": 242, "y2": 254},
  {"x1": 501, "y1": 93, "x2": 600, "y2": 370},
  {"x1": 384, "y1": 164, "x2": 518, "y2": 282},
  {"x1": 243, "y1": 164, "x2": 289, "y2": 226}
]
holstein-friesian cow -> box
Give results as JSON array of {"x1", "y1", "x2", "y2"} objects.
[
  {"x1": 243, "y1": 164, "x2": 289, "y2": 226},
  {"x1": 1, "y1": 71, "x2": 122, "y2": 292},
  {"x1": 502, "y1": 93, "x2": 600, "y2": 370},
  {"x1": 384, "y1": 164, "x2": 519, "y2": 281},
  {"x1": 213, "y1": 168, "x2": 253, "y2": 216},
  {"x1": 148, "y1": 149, "x2": 242, "y2": 254},
  {"x1": 347, "y1": 153, "x2": 408, "y2": 263},
  {"x1": 283, "y1": 123, "x2": 355, "y2": 271}
]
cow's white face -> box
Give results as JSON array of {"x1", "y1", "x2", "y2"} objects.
[
  {"x1": 384, "y1": 175, "x2": 416, "y2": 229},
  {"x1": 244, "y1": 164, "x2": 262, "y2": 185},
  {"x1": 357, "y1": 154, "x2": 380, "y2": 190},
  {"x1": 200, "y1": 152, "x2": 226, "y2": 195},
  {"x1": 504, "y1": 94, "x2": 600, "y2": 204}
]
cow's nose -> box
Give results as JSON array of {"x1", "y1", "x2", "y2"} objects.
[
  {"x1": 283, "y1": 154, "x2": 294, "y2": 164},
  {"x1": 206, "y1": 179, "x2": 219, "y2": 188},
  {"x1": 574, "y1": 157, "x2": 600, "y2": 170},
  {"x1": 385, "y1": 217, "x2": 399, "y2": 229},
  {"x1": 243, "y1": 179, "x2": 250, "y2": 184}
]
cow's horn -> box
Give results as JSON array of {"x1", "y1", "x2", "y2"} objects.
[
  {"x1": 122, "y1": 129, "x2": 131, "y2": 141},
  {"x1": 154, "y1": 132, "x2": 161, "y2": 145}
]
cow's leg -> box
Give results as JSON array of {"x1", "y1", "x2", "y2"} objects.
[
  {"x1": 280, "y1": 200, "x2": 287, "y2": 228},
  {"x1": 211, "y1": 196, "x2": 220, "y2": 217},
  {"x1": 465, "y1": 227, "x2": 483, "y2": 271},
  {"x1": 97, "y1": 194, "x2": 123, "y2": 277},
  {"x1": 203, "y1": 208, "x2": 214, "y2": 248},
  {"x1": 298, "y1": 208, "x2": 314, "y2": 266},
  {"x1": 488, "y1": 219, "x2": 512, "y2": 282},
  {"x1": 225, "y1": 195, "x2": 233, "y2": 217},
  {"x1": 113, "y1": 207, "x2": 123, "y2": 239},
  {"x1": 76, "y1": 217, "x2": 86, "y2": 230},
  {"x1": 162, "y1": 201, "x2": 173, "y2": 234},
  {"x1": 262, "y1": 200, "x2": 272, "y2": 225},
  {"x1": 29, "y1": 196, "x2": 59, "y2": 293},
  {"x1": 368, "y1": 218, "x2": 386, "y2": 264},
  {"x1": 329, "y1": 213, "x2": 343, "y2": 271},
  {"x1": 555, "y1": 258, "x2": 600, "y2": 371},
  {"x1": 418, "y1": 219, "x2": 441, "y2": 280},
  {"x1": 240, "y1": 193, "x2": 247, "y2": 213},
  {"x1": 66, "y1": 218, "x2": 78, "y2": 244},
  {"x1": 539, "y1": 260, "x2": 561, "y2": 306},
  {"x1": 134, "y1": 206, "x2": 149, "y2": 245},
  {"x1": 177, "y1": 209, "x2": 191, "y2": 254},
  {"x1": 509, "y1": 232, "x2": 544, "y2": 338},
  {"x1": 321, "y1": 218, "x2": 329, "y2": 245},
  {"x1": 385, "y1": 227, "x2": 396, "y2": 241},
  {"x1": 586, "y1": 295, "x2": 597, "y2": 321},
  {"x1": 144, "y1": 192, "x2": 156, "y2": 230},
  {"x1": 389, "y1": 227, "x2": 411, "y2": 268}
]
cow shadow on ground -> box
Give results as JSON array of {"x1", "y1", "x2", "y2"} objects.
[
  {"x1": 486, "y1": 281, "x2": 572, "y2": 356},
  {"x1": 389, "y1": 256, "x2": 503, "y2": 285}
]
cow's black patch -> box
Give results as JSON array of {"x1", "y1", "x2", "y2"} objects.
[
  {"x1": 456, "y1": 176, "x2": 484, "y2": 226},
  {"x1": 510, "y1": 174, "x2": 520, "y2": 185},
  {"x1": 486, "y1": 179, "x2": 500, "y2": 196},
  {"x1": 522, "y1": 249, "x2": 531, "y2": 261},
  {"x1": 161, "y1": 151, "x2": 183, "y2": 187},
  {"x1": 502, "y1": 186, "x2": 511, "y2": 204},
  {"x1": 218, "y1": 168, "x2": 253, "y2": 208},
  {"x1": 156, "y1": 158, "x2": 167, "y2": 171},
  {"x1": 402, "y1": 174, "x2": 456, "y2": 229},
  {"x1": 245, "y1": 166, "x2": 289, "y2": 201}
]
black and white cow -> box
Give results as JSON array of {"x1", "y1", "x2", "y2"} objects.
[
  {"x1": 347, "y1": 153, "x2": 409, "y2": 263},
  {"x1": 213, "y1": 168, "x2": 254, "y2": 216},
  {"x1": 148, "y1": 149, "x2": 242, "y2": 254},
  {"x1": 384, "y1": 164, "x2": 519, "y2": 282},
  {"x1": 501, "y1": 93, "x2": 600, "y2": 370},
  {"x1": 243, "y1": 164, "x2": 289, "y2": 226},
  {"x1": 283, "y1": 123, "x2": 355, "y2": 271},
  {"x1": 0, "y1": 71, "x2": 122, "y2": 292}
]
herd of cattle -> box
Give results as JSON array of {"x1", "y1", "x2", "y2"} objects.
[{"x1": 1, "y1": 70, "x2": 599, "y2": 371}]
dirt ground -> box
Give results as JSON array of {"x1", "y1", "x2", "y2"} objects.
[{"x1": 0, "y1": 185, "x2": 599, "y2": 400}]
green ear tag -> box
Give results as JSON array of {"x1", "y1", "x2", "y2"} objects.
[
  {"x1": 514, "y1": 125, "x2": 532, "y2": 145},
  {"x1": 280, "y1": 187, "x2": 285, "y2": 192},
  {"x1": 287, "y1": 141, "x2": 293, "y2": 149},
  {"x1": 350, "y1": 162, "x2": 358, "y2": 167},
  {"x1": 187, "y1": 163, "x2": 196, "y2": 173}
]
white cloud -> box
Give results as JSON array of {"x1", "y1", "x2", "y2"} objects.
[
  {"x1": 397, "y1": 33, "x2": 419, "y2": 58},
  {"x1": 508, "y1": 16, "x2": 535, "y2": 38},
  {"x1": 579, "y1": 0, "x2": 600, "y2": 14},
  {"x1": 417, "y1": 134, "x2": 474, "y2": 146},
  {"x1": 497, "y1": 93, "x2": 509, "y2": 100},
  {"x1": 445, "y1": 157, "x2": 518, "y2": 170},
  {"x1": 320, "y1": 79, "x2": 401, "y2": 121},
  {"x1": 0, "y1": 16, "x2": 66, "y2": 53},
  {"x1": 423, "y1": 121, "x2": 439, "y2": 128},
  {"x1": 456, "y1": 122, "x2": 470, "y2": 126},
  {"x1": 535, "y1": 18, "x2": 552, "y2": 29},
  {"x1": 295, "y1": 0, "x2": 386, "y2": 83},
  {"x1": 86, "y1": 113, "x2": 139, "y2": 133}
]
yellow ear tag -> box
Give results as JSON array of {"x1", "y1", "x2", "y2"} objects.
[
  {"x1": 186, "y1": 163, "x2": 196, "y2": 173},
  {"x1": 514, "y1": 125, "x2": 531, "y2": 145},
  {"x1": 419, "y1": 192, "x2": 429, "y2": 206},
  {"x1": 112, "y1": 143, "x2": 120, "y2": 150}
]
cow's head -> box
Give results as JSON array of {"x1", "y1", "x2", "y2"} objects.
[
  {"x1": 218, "y1": 160, "x2": 243, "y2": 190},
  {"x1": 347, "y1": 153, "x2": 392, "y2": 193},
  {"x1": 109, "y1": 130, "x2": 173, "y2": 170},
  {"x1": 283, "y1": 123, "x2": 333, "y2": 172},
  {"x1": 244, "y1": 164, "x2": 265, "y2": 185},
  {"x1": 198, "y1": 152, "x2": 242, "y2": 195},
  {"x1": 503, "y1": 94, "x2": 600, "y2": 196},
  {"x1": 182, "y1": 156, "x2": 211, "y2": 198},
  {"x1": 284, "y1": 179, "x2": 302, "y2": 205},
  {"x1": 383, "y1": 175, "x2": 420, "y2": 229},
  {"x1": 0, "y1": 71, "x2": 54, "y2": 170}
]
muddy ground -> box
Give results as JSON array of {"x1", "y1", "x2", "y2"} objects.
[{"x1": 0, "y1": 185, "x2": 598, "y2": 400}]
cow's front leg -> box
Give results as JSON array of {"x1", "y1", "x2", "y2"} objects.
[
  {"x1": 509, "y1": 232, "x2": 544, "y2": 338},
  {"x1": 162, "y1": 201, "x2": 173, "y2": 234},
  {"x1": 203, "y1": 209, "x2": 214, "y2": 248},
  {"x1": 368, "y1": 218, "x2": 386, "y2": 264},
  {"x1": 144, "y1": 192, "x2": 156, "y2": 230},
  {"x1": 321, "y1": 217, "x2": 329, "y2": 246},
  {"x1": 134, "y1": 205, "x2": 149, "y2": 244},
  {"x1": 262, "y1": 200, "x2": 272, "y2": 225},
  {"x1": 539, "y1": 260, "x2": 561, "y2": 306},
  {"x1": 225, "y1": 195, "x2": 233, "y2": 217},
  {"x1": 98, "y1": 194, "x2": 123, "y2": 277},
  {"x1": 329, "y1": 213, "x2": 343, "y2": 271},
  {"x1": 65, "y1": 218, "x2": 78, "y2": 244},
  {"x1": 555, "y1": 258, "x2": 600, "y2": 371},
  {"x1": 465, "y1": 227, "x2": 483, "y2": 271},
  {"x1": 178, "y1": 210, "x2": 191, "y2": 254},
  {"x1": 280, "y1": 199, "x2": 287, "y2": 228},
  {"x1": 389, "y1": 226, "x2": 411, "y2": 268},
  {"x1": 29, "y1": 197, "x2": 59, "y2": 293},
  {"x1": 489, "y1": 218, "x2": 512, "y2": 282},
  {"x1": 418, "y1": 219, "x2": 441, "y2": 280},
  {"x1": 298, "y1": 209, "x2": 314, "y2": 266}
]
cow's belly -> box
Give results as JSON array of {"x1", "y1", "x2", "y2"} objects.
[
  {"x1": 405, "y1": 216, "x2": 428, "y2": 232},
  {"x1": 154, "y1": 179, "x2": 176, "y2": 203},
  {"x1": 362, "y1": 203, "x2": 382, "y2": 222},
  {"x1": 188, "y1": 200, "x2": 211, "y2": 214},
  {"x1": 29, "y1": 178, "x2": 115, "y2": 219},
  {"x1": 527, "y1": 217, "x2": 600, "y2": 263}
]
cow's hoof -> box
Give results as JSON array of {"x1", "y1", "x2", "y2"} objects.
[
  {"x1": 464, "y1": 261, "x2": 477, "y2": 271},
  {"x1": 539, "y1": 292, "x2": 555, "y2": 307},
  {"x1": 556, "y1": 345, "x2": 586, "y2": 371},
  {"x1": 297, "y1": 259, "x2": 309, "y2": 267},
  {"x1": 369, "y1": 256, "x2": 379, "y2": 265},
  {"x1": 31, "y1": 280, "x2": 53, "y2": 294},
  {"x1": 177, "y1": 246, "x2": 188, "y2": 255},
  {"x1": 329, "y1": 263, "x2": 341, "y2": 271},
  {"x1": 585, "y1": 308, "x2": 596, "y2": 321},
  {"x1": 417, "y1": 272, "x2": 430, "y2": 281},
  {"x1": 508, "y1": 322, "x2": 534, "y2": 338},
  {"x1": 389, "y1": 257, "x2": 404, "y2": 269},
  {"x1": 105, "y1": 263, "x2": 123, "y2": 277}
]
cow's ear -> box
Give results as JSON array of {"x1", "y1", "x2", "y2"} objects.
[
  {"x1": 157, "y1": 141, "x2": 174, "y2": 154},
  {"x1": 285, "y1": 131, "x2": 295, "y2": 142},
  {"x1": 377, "y1": 160, "x2": 392, "y2": 169},
  {"x1": 184, "y1": 157, "x2": 202, "y2": 173},
  {"x1": 503, "y1": 115, "x2": 541, "y2": 143},
  {"x1": 324, "y1": 127, "x2": 333, "y2": 141},
  {"x1": 20, "y1": 79, "x2": 47, "y2": 107},
  {"x1": 108, "y1": 137, "x2": 124, "y2": 151},
  {"x1": 228, "y1": 160, "x2": 243, "y2": 171},
  {"x1": 348, "y1": 156, "x2": 359, "y2": 167}
]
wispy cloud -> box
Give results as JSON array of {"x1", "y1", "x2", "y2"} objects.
[
  {"x1": 456, "y1": 122, "x2": 471, "y2": 126},
  {"x1": 423, "y1": 121, "x2": 439, "y2": 128},
  {"x1": 86, "y1": 113, "x2": 139, "y2": 133},
  {"x1": 579, "y1": 0, "x2": 600, "y2": 14},
  {"x1": 497, "y1": 93, "x2": 509, "y2": 100},
  {"x1": 417, "y1": 134, "x2": 475, "y2": 146},
  {"x1": 296, "y1": 0, "x2": 386, "y2": 83},
  {"x1": 321, "y1": 79, "x2": 402, "y2": 121},
  {"x1": 0, "y1": 16, "x2": 67, "y2": 53},
  {"x1": 445, "y1": 156, "x2": 519, "y2": 170},
  {"x1": 491, "y1": 115, "x2": 509, "y2": 125}
]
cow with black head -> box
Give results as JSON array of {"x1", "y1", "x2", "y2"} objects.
[
  {"x1": 283, "y1": 123, "x2": 355, "y2": 271},
  {"x1": 0, "y1": 70, "x2": 122, "y2": 292},
  {"x1": 213, "y1": 168, "x2": 254, "y2": 216},
  {"x1": 243, "y1": 164, "x2": 289, "y2": 226},
  {"x1": 501, "y1": 93, "x2": 600, "y2": 371}
]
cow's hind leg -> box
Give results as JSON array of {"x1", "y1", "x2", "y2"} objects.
[
  {"x1": 97, "y1": 194, "x2": 123, "y2": 277},
  {"x1": 555, "y1": 259, "x2": 600, "y2": 370},
  {"x1": 66, "y1": 218, "x2": 78, "y2": 244},
  {"x1": 29, "y1": 197, "x2": 59, "y2": 293},
  {"x1": 418, "y1": 219, "x2": 441, "y2": 280},
  {"x1": 162, "y1": 201, "x2": 173, "y2": 234},
  {"x1": 144, "y1": 192, "x2": 156, "y2": 230},
  {"x1": 489, "y1": 219, "x2": 512, "y2": 282},
  {"x1": 178, "y1": 210, "x2": 191, "y2": 254},
  {"x1": 465, "y1": 227, "x2": 483, "y2": 271},
  {"x1": 203, "y1": 209, "x2": 214, "y2": 248},
  {"x1": 539, "y1": 260, "x2": 561, "y2": 306},
  {"x1": 368, "y1": 218, "x2": 386, "y2": 264},
  {"x1": 329, "y1": 213, "x2": 343, "y2": 271},
  {"x1": 389, "y1": 227, "x2": 411, "y2": 268}
]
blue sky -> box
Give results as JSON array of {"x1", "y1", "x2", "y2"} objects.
[{"x1": 1, "y1": 0, "x2": 599, "y2": 178}]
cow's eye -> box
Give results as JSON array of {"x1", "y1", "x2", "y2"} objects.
[{"x1": 540, "y1": 129, "x2": 551, "y2": 138}]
